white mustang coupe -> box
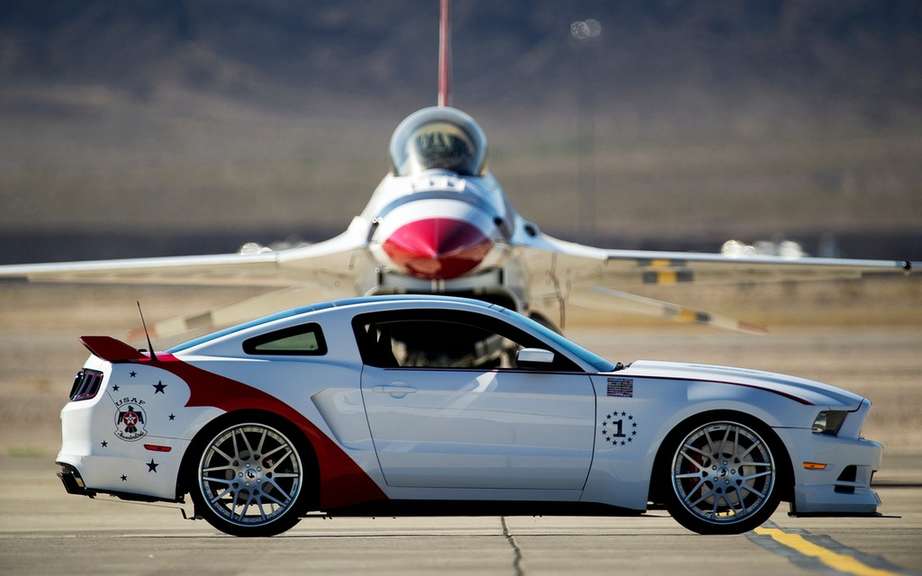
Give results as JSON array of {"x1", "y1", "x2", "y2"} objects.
[{"x1": 58, "y1": 295, "x2": 881, "y2": 536}]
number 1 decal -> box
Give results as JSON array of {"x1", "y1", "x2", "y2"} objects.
[{"x1": 601, "y1": 411, "x2": 638, "y2": 447}]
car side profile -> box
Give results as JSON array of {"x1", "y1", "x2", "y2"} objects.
[{"x1": 58, "y1": 295, "x2": 882, "y2": 536}]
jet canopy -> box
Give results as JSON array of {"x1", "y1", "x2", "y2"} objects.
[{"x1": 389, "y1": 107, "x2": 488, "y2": 177}]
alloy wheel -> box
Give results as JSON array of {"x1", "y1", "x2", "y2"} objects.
[
  {"x1": 670, "y1": 421, "x2": 775, "y2": 525},
  {"x1": 197, "y1": 423, "x2": 303, "y2": 527}
]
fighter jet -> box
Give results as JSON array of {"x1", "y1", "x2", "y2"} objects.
[{"x1": 1, "y1": 0, "x2": 916, "y2": 338}]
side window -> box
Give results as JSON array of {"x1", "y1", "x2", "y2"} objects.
[
  {"x1": 243, "y1": 323, "x2": 327, "y2": 356},
  {"x1": 361, "y1": 319, "x2": 512, "y2": 369},
  {"x1": 352, "y1": 311, "x2": 581, "y2": 371}
]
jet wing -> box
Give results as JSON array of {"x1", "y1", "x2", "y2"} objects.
[
  {"x1": 517, "y1": 232, "x2": 917, "y2": 289},
  {"x1": 0, "y1": 217, "x2": 369, "y2": 287},
  {"x1": 568, "y1": 286, "x2": 767, "y2": 335},
  {"x1": 128, "y1": 285, "x2": 354, "y2": 341}
]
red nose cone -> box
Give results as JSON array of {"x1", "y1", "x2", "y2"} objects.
[{"x1": 382, "y1": 218, "x2": 492, "y2": 279}]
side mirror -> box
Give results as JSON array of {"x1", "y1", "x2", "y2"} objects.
[{"x1": 516, "y1": 347, "x2": 554, "y2": 368}]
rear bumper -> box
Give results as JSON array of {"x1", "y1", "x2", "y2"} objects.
[
  {"x1": 57, "y1": 461, "x2": 168, "y2": 503},
  {"x1": 775, "y1": 427, "x2": 882, "y2": 515},
  {"x1": 59, "y1": 395, "x2": 189, "y2": 503}
]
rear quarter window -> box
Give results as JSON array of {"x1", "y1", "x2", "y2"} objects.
[{"x1": 242, "y1": 323, "x2": 327, "y2": 356}]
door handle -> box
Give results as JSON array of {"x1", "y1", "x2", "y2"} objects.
[{"x1": 374, "y1": 384, "x2": 417, "y2": 398}]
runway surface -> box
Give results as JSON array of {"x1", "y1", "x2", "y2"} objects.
[{"x1": 0, "y1": 458, "x2": 919, "y2": 575}]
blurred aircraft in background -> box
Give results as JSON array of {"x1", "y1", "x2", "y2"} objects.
[{"x1": 0, "y1": 0, "x2": 916, "y2": 340}]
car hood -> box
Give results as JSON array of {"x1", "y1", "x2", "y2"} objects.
[{"x1": 618, "y1": 360, "x2": 865, "y2": 409}]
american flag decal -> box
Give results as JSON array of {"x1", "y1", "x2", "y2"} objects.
[{"x1": 607, "y1": 378, "x2": 633, "y2": 397}]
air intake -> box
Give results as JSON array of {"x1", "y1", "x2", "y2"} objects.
[{"x1": 834, "y1": 465, "x2": 858, "y2": 494}]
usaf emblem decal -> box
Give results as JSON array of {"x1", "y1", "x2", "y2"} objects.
[
  {"x1": 114, "y1": 397, "x2": 148, "y2": 442},
  {"x1": 607, "y1": 377, "x2": 633, "y2": 398}
]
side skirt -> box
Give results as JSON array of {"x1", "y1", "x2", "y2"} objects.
[{"x1": 313, "y1": 500, "x2": 646, "y2": 518}]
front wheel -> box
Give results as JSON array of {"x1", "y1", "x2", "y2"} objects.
[
  {"x1": 664, "y1": 418, "x2": 781, "y2": 534},
  {"x1": 191, "y1": 420, "x2": 309, "y2": 537}
]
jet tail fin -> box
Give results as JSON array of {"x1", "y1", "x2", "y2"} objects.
[{"x1": 438, "y1": 0, "x2": 452, "y2": 106}]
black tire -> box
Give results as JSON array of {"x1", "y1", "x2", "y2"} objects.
[
  {"x1": 661, "y1": 414, "x2": 782, "y2": 534},
  {"x1": 189, "y1": 416, "x2": 312, "y2": 537}
]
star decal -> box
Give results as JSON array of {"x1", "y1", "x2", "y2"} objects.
[
  {"x1": 146, "y1": 459, "x2": 159, "y2": 473},
  {"x1": 112, "y1": 384, "x2": 120, "y2": 392},
  {"x1": 153, "y1": 381, "x2": 167, "y2": 394},
  {"x1": 168, "y1": 413, "x2": 175, "y2": 421},
  {"x1": 100, "y1": 440, "x2": 108, "y2": 447},
  {"x1": 620, "y1": 441, "x2": 626, "y2": 446},
  {"x1": 120, "y1": 474, "x2": 128, "y2": 482},
  {"x1": 129, "y1": 371, "x2": 136, "y2": 378}
]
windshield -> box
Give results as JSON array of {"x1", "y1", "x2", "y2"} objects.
[
  {"x1": 494, "y1": 307, "x2": 617, "y2": 372},
  {"x1": 390, "y1": 107, "x2": 487, "y2": 177},
  {"x1": 401, "y1": 121, "x2": 478, "y2": 175}
]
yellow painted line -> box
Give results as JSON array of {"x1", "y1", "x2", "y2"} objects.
[
  {"x1": 753, "y1": 527, "x2": 897, "y2": 576},
  {"x1": 649, "y1": 259, "x2": 672, "y2": 269},
  {"x1": 676, "y1": 309, "x2": 697, "y2": 323},
  {"x1": 656, "y1": 271, "x2": 678, "y2": 285}
]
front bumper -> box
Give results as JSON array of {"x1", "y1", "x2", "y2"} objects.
[{"x1": 775, "y1": 427, "x2": 882, "y2": 515}]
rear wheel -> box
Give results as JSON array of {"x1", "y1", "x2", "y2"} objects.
[
  {"x1": 191, "y1": 420, "x2": 308, "y2": 537},
  {"x1": 664, "y1": 418, "x2": 780, "y2": 534}
]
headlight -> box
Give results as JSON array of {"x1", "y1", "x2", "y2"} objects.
[{"x1": 812, "y1": 410, "x2": 848, "y2": 435}]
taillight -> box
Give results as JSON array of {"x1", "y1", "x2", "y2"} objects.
[{"x1": 70, "y1": 369, "x2": 104, "y2": 401}]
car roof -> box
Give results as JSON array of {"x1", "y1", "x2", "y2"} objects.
[{"x1": 168, "y1": 294, "x2": 494, "y2": 353}]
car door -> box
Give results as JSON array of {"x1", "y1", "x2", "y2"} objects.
[{"x1": 354, "y1": 308, "x2": 596, "y2": 490}]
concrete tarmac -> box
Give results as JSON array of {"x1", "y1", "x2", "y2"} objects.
[{"x1": 0, "y1": 458, "x2": 919, "y2": 575}]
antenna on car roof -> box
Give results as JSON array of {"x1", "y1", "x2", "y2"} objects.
[{"x1": 136, "y1": 301, "x2": 157, "y2": 362}]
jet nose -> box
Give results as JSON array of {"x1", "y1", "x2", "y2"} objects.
[{"x1": 382, "y1": 218, "x2": 493, "y2": 279}]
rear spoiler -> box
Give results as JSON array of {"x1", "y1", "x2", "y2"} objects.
[{"x1": 80, "y1": 336, "x2": 147, "y2": 363}]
